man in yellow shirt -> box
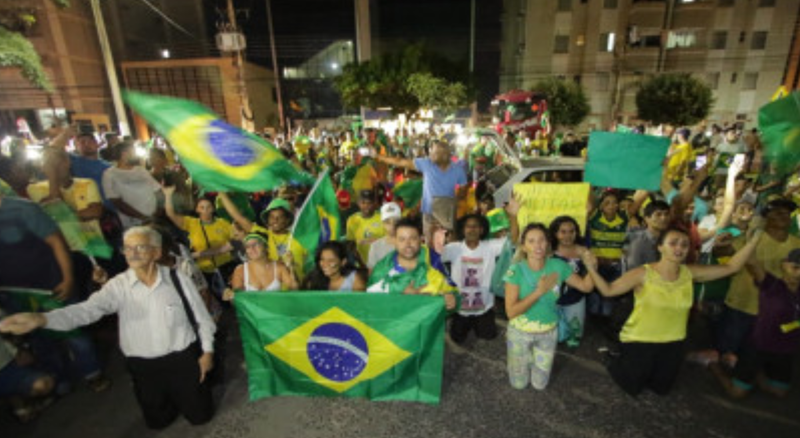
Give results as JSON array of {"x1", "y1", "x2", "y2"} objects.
[
  {"x1": 346, "y1": 190, "x2": 385, "y2": 265},
  {"x1": 666, "y1": 129, "x2": 692, "y2": 184},
  {"x1": 719, "y1": 198, "x2": 800, "y2": 367}
]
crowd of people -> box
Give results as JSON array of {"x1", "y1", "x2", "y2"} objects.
[{"x1": 0, "y1": 120, "x2": 797, "y2": 428}]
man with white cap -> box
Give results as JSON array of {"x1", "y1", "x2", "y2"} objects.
[{"x1": 368, "y1": 202, "x2": 402, "y2": 270}]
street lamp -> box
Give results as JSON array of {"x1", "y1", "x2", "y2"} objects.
[{"x1": 161, "y1": 49, "x2": 170, "y2": 59}]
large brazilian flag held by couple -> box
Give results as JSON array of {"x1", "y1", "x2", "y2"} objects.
[
  {"x1": 234, "y1": 292, "x2": 446, "y2": 404},
  {"x1": 123, "y1": 91, "x2": 314, "y2": 191}
]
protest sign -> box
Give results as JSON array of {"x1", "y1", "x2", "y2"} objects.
[
  {"x1": 584, "y1": 132, "x2": 669, "y2": 191},
  {"x1": 513, "y1": 182, "x2": 590, "y2": 231}
]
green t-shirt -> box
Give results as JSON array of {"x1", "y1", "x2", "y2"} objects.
[{"x1": 503, "y1": 258, "x2": 573, "y2": 333}]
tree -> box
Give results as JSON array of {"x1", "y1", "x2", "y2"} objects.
[
  {"x1": 531, "y1": 77, "x2": 590, "y2": 129},
  {"x1": 0, "y1": 0, "x2": 71, "y2": 92},
  {"x1": 635, "y1": 73, "x2": 713, "y2": 126},
  {"x1": 406, "y1": 72, "x2": 467, "y2": 113},
  {"x1": 333, "y1": 43, "x2": 472, "y2": 116}
]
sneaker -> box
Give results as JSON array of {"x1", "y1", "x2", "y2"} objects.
[
  {"x1": 12, "y1": 396, "x2": 55, "y2": 424},
  {"x1": 686, "y1": 349, "x2": 719, "y2": 367},
  {"x1": 86, "y1": 375, "x2": 112, "y2": 393}
]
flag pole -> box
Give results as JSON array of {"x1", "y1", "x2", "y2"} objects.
[{"x1": 287, "y1": 169, "x2": 330, "y2": 253}]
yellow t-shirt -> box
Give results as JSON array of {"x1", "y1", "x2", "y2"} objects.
[
  {"x1": 666, "y1": 143, "x2": 691, "y2": 181},
  {"x1": 251, "y1": 224, "x2": 307, "y2": 280},
  {"x1": 183, "y1": 216, "x2": 233, "y2": 273},
  {"x1": 346, "y1": 212, "x2": 385, "y2": 263},
  {"x1": 28, "y1": 178, "x2": 101, "y2": 213},
  {"x1": 620, "y1": 264, "x2": 693, "y2": 343},
  {"x1": 725, "y1": 233, "x2": 800, "y2": 315},
  {"x1": 27, "y1": 178, "x2": 106, "y2": 253}
]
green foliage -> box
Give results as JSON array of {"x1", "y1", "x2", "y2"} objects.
[
  {"x1": 0, "y1": 0, "x2": 70, "y2": 92},
  {"x1": 0, "y1": 26, "x2": 52, "y2": 91},
  {"x1": 531, "y1": 77, "x2": 590, "y2": 128},
  {"x1": 406, "y1": 72, "x2": 467, "y2": 113},
  {"x1": 333, "y1": 43, "x2": 472, "y2": 115},
  {"x1": 635, "y1": 73, "x2": 713, "y2": 126}
]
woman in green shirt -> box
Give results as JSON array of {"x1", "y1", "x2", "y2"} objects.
[{"x1": 504, "y1": 223, "x2": 594, "y2": 390}]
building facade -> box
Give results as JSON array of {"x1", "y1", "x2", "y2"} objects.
[
  {"x1": 0, "y1": 0, "x2": 112, "y2": 135},
  {"x1": 499, "y1": 0, "x2": 800, "y2": 130},
  {"x1": 121, "y1": 58, "x2": 279, "y2": 136}
]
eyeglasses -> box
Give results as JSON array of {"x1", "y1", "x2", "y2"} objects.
[{"x1": 122, "y1": 244, "x2": 153, "y2": 254}]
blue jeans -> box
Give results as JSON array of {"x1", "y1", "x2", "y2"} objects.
[{"x1": 716, "y1": 306, "x2": 756, "y2": 355}]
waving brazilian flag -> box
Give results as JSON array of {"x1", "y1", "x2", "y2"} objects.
[
  {"x1": 290, "y1": 170, "x2": 341, "y2": 275},
  {"x1": 234, "y1": 292, "x2": 445, "y2": 403},
  {"x1": 123, "y1": 91, "x2": 314, "y2": 191}
]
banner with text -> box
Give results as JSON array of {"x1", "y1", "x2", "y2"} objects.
[{"x1": 513, "y1": 182, "x2": 590, "y2": 231}]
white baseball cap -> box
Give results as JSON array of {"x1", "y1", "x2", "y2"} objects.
[{"x1": 380, "y1": 202, "x2": 402, "y2": 221}]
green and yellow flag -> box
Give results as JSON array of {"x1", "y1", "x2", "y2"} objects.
[
  {"x1": 759, "y1": 90, "x2": 800, "y2": 175},
  {"x1": 123, "y1": 91, "x2": 314, "y2": 191},
  {"x1": 234, "y1": 292, "x2": 445, "y2": 403},
  {"x1": 290, "y1": 170, "x2": 341, "y2": 275},
  {"x1": 41, "y1": 200, "x2": 112, "y2": 259},
  {"x1": 392, "y1": 178, "x2": 423, "y2": 211}
]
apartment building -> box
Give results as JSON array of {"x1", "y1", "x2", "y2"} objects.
[{"x1": 499, "y1": 0, "x2": 800, "y2": 129}]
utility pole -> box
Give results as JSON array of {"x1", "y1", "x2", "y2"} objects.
[
  {"x1": 469, "y1": 0, "x2": 477, "y2": 127},
  {"x1": 89, "y1": 0, "x2": 130, "y2": 136},
  {"x1": 226, "y1": 0, "x2": 254, "y2": 132},
  {"x1": 266, "y1": 0, "x2": 285, "y2": 133},
  {"x1": 354, "y1": 0, "x2": 372, "y2": 126}
]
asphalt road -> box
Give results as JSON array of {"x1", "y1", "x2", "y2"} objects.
[{"x1": 3, "y1": 312, "x2": 799, "y2": 438}]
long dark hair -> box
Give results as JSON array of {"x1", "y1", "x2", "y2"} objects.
[
  {"x1": 549, "y1": 216, "x2": 582, "y2": 250},
  {"x1": 302, "y1": 241, "x2": 357, "y2": 290}
]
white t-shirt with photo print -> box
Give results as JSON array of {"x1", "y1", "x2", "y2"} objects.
[{"x1": 442, "y1": 238, "x2": 507, "y2": 316}]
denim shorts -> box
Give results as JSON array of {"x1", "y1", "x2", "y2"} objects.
[{"x1": 0, "y1": 361, "x2": 48, "y2": 398}]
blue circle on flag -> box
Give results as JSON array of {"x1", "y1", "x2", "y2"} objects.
[
  {"x1": 207, "y1": 120, "x2": 258, "y2": 167},
  {"x1": 307, "y1": 323, "x2": 368, "y2": 382}
]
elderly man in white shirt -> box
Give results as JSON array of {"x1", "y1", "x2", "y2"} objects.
[{"x1": 0, "y1": 226, "x2": 216, "y2": 429}]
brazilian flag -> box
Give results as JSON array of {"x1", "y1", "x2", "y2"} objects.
[
  {"x1": 290, "y1": 170, "x2": 341, "y2": 275},
  {"x1": 759, "y1": 90, "x2": 800, "y2": 175},
  {"x1": 123, "y1": 91, "x2": 314, "y2": 192},
  {"x1": 234, "y1": 292, "x2": 446, "y2": 404}
]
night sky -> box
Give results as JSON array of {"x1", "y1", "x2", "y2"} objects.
[{"x1": 205, "y1": 0, "x2": 500, "y2": 109}]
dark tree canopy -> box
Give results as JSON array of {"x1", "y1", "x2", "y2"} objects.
[
  {"x1": 635, "y1": 73, "x2": 714, "y2": 126},
  {"x1": 333, "y1": 43, "x2": 472, "y2": 115},
  {"x1": 531, "y1": 77, "x2": 590, "y2": 129}
]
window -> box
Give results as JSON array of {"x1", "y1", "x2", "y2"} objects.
[
  {"x1": 596, "y1": 72, "x2": 610, "y2": 91},
  {"x1": 718, "y1": 0, "x2": 734, "y2": 5},
  {"x1": 706, "y1": 72, "x2": 720, "y2": 90},
  {"x1": 743, "y1": 73, "x2": 758, "y2": 90},
  {"x1": 554, "y1": 35, "x2": 570, "y2": 53},
  {"x1": 711, "y1": 31, "x2": 727, "y2": 50},
  {"x1": 739, "y1": 31, "x2": 746, "y2": 43},
  {"x1": 751, "y1": 31, "x2": 767, "y2": 50},
  {"x1": 758, "y1": 0, "x2": 776, "y2": 7},
  {"x1": 603, "y1": 0, "x2": 618, "y2": 8},
  {"x1": 557, "y1": 0, "x2": 571, "y2": 12},
  {"x1": 666, "y1": 30, "x2": 698, "y2": 49},
  {"x1": 599, "y1": 32, "x2": 616, "y2": 52},
  {"x1": 731, "y1": 73, "x2": 738, "y2": 84}
]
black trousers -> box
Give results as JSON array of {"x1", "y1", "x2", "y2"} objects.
[
  {"x1": 609, "y1": 340, "x2": 684, "y2": 397},
  {"x1": 126, "y1": 344, "x2": 214, "y2": 429},
  {"x1": 449, "y1": 308, "x2": 498, "y2": 344}
]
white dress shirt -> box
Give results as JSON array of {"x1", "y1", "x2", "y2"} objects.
[{"x1": 46, "y1": 266, "x2": 216, "y2": 359}]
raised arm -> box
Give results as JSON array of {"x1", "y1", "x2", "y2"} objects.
[
  {"x1": 505, "y1": 193, "x2": 521, "y2": 246},
  {"x1": 582, "y1": 251, "x2": 645, "y2": 297},
  {"x1": 161, "y1": 185, "x2": 184, "y2": 229},
  {"x1": 216, "y1": 192, "x2": 255, "y2": 233},
  {"x1": 689, "y1": 230, "x2": 763, "y2": 282},
  {"x1": 375, "y1": 154, "x2": 416, "y2": 170}
]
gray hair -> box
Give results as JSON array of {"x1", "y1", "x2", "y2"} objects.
[{"x1": 123, "y1": 226, "x2": 162, "y2": 247}]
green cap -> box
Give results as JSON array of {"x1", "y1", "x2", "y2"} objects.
[
  {"x1": 260, "y1": 198, "x2": 294, "y2": 223},
  {"x1": 487, "y1": 208, "x2": 510, "y2": 234}
]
